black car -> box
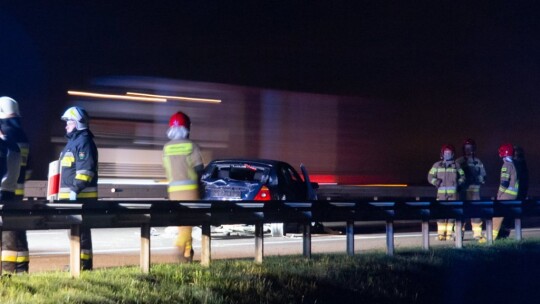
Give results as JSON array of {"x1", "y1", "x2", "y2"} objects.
[{"x1": 201, "y1": 159, "x2": 318, "y2": 236}]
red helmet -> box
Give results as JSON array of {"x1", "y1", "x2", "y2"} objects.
[
  {"x1": 440, "y1": 144, "x2": 455, "y2": 158},
  {"x1": 498, "y1": 143, "x2": 514, "y2": 158},
  {"x1": 169, "y1": 111, "x2": 191, "y2": 130}
]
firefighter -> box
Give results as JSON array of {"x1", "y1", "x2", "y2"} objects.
[
  {"x1": 59, "y1": 106, "x2": 98, "y2": 270},
  {"x1": 456, "y1": 138, "x2": 487, "y2": 241},
  {"x1": 0, "y1": 96, "x2": 30, "y2": 273},
  {"x1": 428, "y1": 144, "x2": 465, "y2": 241},
  {"x1": 163, "y1": 111, "x2": 204, "y2": 262},
  {"x1": 494, "y1": 143, "x2": 518, "y2": 240}
]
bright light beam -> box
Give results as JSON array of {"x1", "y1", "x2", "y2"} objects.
[
  {"x1": 68, "y1": 91, "x2": 167, "y2": 102},
  {"x1": 126, "y1": 92, "x2": 222, "y2": 104}
]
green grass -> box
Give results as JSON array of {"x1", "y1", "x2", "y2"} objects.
[{"x1": 1, "y1": 239, "x2": 540, "y2": 303}]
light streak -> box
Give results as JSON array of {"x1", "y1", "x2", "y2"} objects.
[
  {"x1": 126, "y1": 92, "x2": 222, "y2": 104},
  {"x1": 68, "y1": 91, "x2": 167, "y2": 102}
]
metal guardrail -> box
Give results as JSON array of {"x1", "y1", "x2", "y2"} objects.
[{"x1": 1, "y1": 199, "x2": 540, "y2": 277}]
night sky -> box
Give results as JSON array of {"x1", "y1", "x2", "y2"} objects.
[{"x1": 1, "y1": 2, "x2": 540, "y2": 183}]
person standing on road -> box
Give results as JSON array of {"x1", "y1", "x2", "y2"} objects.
[
  {"x1": 456, "y1": 138, "x2": 487, "y2": 242},
  {"x1": 494, "y1": 143, "x2": 519, "y2": 240},
  {"x1": 0, "y1": 96, "x2": 31, "y2": 273},
  {"x1": 59, "y1": 106, "x2": 98, "y2": 270},
  {"x1": 428, "y1": 144, "x2": 466, "y2": 241},
  {"x1": 163, "y1": 111, "x2": 204, "y2": 262}
]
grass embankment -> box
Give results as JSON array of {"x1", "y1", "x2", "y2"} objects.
[{"x1": 1, "y1": 239, "x2": 540, "y2": 303}]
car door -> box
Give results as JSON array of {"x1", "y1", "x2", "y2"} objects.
[{"x1": 278, "y1": 163, "x2": 307, "y2": 201}]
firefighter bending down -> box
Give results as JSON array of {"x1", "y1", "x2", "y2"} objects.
[
  {"x1": 59, "y1": 106, "x2": 98, "y2": 270},
  {"x1": 0, "y1": 97, "x2": 31, "y2": 273},
  {"x1": 428, "y1": 144, "x2": 465, "y2": 241},
  {"x1": 456, "y1": 138, "x2": 487, "y2": 242},
  {"x1": 163, "y1": 111, "x2": 204, "y2": 262}
]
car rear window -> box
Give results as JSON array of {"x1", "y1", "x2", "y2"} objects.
[{"x1": 210, "y1": 164, "x2": 268, "y2": 182}]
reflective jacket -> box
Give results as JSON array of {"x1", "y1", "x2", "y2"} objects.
[
  {"x1": 497, "y1": 159, "x2": 518, "y2": 200},
  {"x1": 163, "y1": 139, "x2": 203, "y2": 194},
  {"x1": 59, "y1": 129, "x2": 98, "y2": 199},
  {"x1": 428, "y1": 160, "x2": 465, "y2": 200},
  {"x1": 456, "y1": 156, "x2": 486, "y2": 200},
  {"x1": 0, "y1": 117, "x2": 30, "y2": 197}
]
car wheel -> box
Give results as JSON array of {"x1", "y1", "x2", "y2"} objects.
[{"x1": 270, "y1": 223, "x2": 284, "y2": 237}]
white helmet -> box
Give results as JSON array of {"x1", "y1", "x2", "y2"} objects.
[
  {"x1": 0, "y1": 96, "x2": 20, "y2": 119},
  {"x1": 61, "y1": 106, "x2": 89, "y2": 130}
]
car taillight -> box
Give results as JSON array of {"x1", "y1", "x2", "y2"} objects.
[{"x1": 254, "y1": 186, "x2": 271, "y2": 201}]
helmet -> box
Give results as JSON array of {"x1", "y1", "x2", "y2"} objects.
[
  {"x1": 169, "y1": 111, "x2": 191, "y2": 130},
  {"x1": 440, "y1": 144, "x2": 455, "y2": 159},
  {"x1": 498, "y1": 143, "x2": 514, "y2": 158},
  {"x1": 61, "y1": 106, "x2": 89, "y2": 130},
  {"x1": 0, "y1": 96, "x2": 20, "y2": 119},
  {"x1": 463, "y1": 138, "x2": 476, "y2": 155},
  {"x1": 167, "y1": 111, "x2": 191, "y2": 140}
]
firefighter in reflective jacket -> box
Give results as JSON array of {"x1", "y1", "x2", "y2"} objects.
[
  {"x1": 428, "y1": 144, "x2": 466, "y2": 241},
  {"x1": 59, "y1": 106, "x2": 98, "y2": 270},
  {"x1": 0, "y1": 97, "x2": 30, "y2": 273},
  {"x1": 163, "y1": 111, "x2": 204, "y2": 262},
  {"x1": 494, "y1": 143, "x2": 518, "y2": 240},
  {"x1": 456, "y1": 138, "x2": 487, "y2": 241}
]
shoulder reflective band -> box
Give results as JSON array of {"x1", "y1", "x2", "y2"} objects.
[{"x1": 165, "y1": 143, "x2": 193, "y2": 156}]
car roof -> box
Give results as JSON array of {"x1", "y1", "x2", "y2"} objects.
[{"x1": 207, "y1": 159, "x2": 290, "y2": 168}]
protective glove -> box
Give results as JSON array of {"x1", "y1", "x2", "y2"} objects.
[{"x1": 69, "y1": 191, "x2": 77, "y2": 201}]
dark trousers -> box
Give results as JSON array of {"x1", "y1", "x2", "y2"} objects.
[{"x1": 1, "y1": 190, "x2": 29, "y2": 273}]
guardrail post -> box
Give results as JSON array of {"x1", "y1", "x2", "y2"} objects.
[
  {"x1": 515, "y1": 218, "x2": 522, "y2": 241},
  {"x1": 486, "y1": 218, "x2": 493, "y2": 244},
  {"x1": 346, "y1": 221, "x2": 354, "y2": 256},
  {"x1": 201, "y1": 224, "x2": 211, "y2": 267},
  {"x1": 140, "y1": 224, "x2": 150, "y2": 273},
  {"x1": 303, "y1": 223, "x2": 311, "y2": 258},
  {"x1": 386, "y1": 220, "x2": 394, "y2": 256},
  {"x1": 455, "y1": 219, "x2": 463, "y2": 249},
  {"x1": 69, "y1": 224, "x2": 81, "y2": 278},
  {"x1": 254, "y1": 222, "x2": 263, "y2": 264},
  {"x1": 421, "y1": 220, "x2": 430, "y2": 250}
]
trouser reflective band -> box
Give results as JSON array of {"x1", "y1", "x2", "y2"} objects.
[
  {"x1": 1, "y1": 250, "x2": 30, "y2": 262},
  {"x1": 81, "y1": 249, "x2": 93, "y2": 261}
]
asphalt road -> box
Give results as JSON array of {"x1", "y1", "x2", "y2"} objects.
[{"x1": 24, "y1": 225, "x2": 540, "y2": 273}]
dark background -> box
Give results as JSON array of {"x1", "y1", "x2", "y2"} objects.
[{"x1": 0, "y1": 2, "x2": 539, "y2": 184}]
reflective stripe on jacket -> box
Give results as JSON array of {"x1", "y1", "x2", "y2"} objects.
[
  {"x1": 497, "y1": 160, "x2": 518, "y2": 200},
  {"x1": 59, "y1": 129, "x2": 98, "y2": 199},
  {"x1": 0, "y1": 117, "x2": 30, "y2": 195},
  {"x1": 163, "y1": 139, "x2": 203, "y2": 193},
  {"x1": 427, "y1": 160, "x2": 465, "y2": 200}
]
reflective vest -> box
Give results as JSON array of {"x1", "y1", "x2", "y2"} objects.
[
  {"x1": 163, "y1": 139, "x2": 203, "y2": 193},
  {"x1": 428, "y1": 160, "x2": 465, "y2": 200}
]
